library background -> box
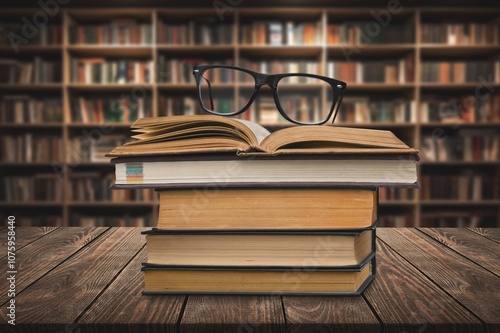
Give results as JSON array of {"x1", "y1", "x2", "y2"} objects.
[{"x1": 0, "y1": 1, "x2": 499, "y2": 227}]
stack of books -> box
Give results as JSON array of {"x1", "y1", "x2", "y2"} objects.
[{"x1": 108, "y1": 115, "x2": 418, "y2": 294}]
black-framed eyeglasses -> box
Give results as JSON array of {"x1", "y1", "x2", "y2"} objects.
[{"x1": 192, "y1": 64, "x2": 346, "y2": 125}]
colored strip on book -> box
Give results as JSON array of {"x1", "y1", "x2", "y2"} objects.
[{"x1": 126, "y1": 163, "x2": 144, "y2": 183}]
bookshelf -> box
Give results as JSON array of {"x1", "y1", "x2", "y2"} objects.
[{"x1": 0, "y1": 6, "x2": 499, "y2": 227}]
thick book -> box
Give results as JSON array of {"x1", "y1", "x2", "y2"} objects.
[
  {"x1": 141, "y1": 256, "x2": 375, "y2": 295},
  {"x1": 108, "y1": 115, "x2": 419, "y2": 187},
  {"x1": 156, "y1": 188, "x2": 377, "y2": 230},
  {"x1": 143, "y1": 227, "x2": 375, "y2": 267}
]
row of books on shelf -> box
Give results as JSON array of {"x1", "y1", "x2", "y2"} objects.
[
  {"x1": 420, "y1": 173, "x2": 498, "y2": 200},
  {"x1": 327, "y1": 23, "x2": 413, "y2": 44},
  {"x1": 0, "y1": 58, "x2": 61, "y2": 84},
  {"x1": 68, "y1": 136, "x2": 126, "y2": 163},
  {"x1": 1, "y1": 175, "x2": 62, "y2": 201},
  {"x1": 239, "y1": 59, "x2": 319, "y2": 81},
  {"x1": 239, "y1": 21, "x2": 320, "y2": 45},
  {"x1": 421, "y1": 212, "x2": 495, "y2": 228},
  {"x1": 338, "y1": 98, "x2": 416, "y2": 123},
  {"x1": 421, "y1": 61, "x2": 500, "y2": 83},
  {"x1": 420, "y1": 95, "x2": 500, "y2": 123},
  {"x1": 0, "y1": 24, "x2": 62, "y2": 45},
  {"x1": 1, "y1": 134, "x2": 63, "y2": 163},
  {"x1": 71, "y1": 96, "x2": 152, "y2": 123},
  {"x1": 158, "y1": 57, "x2": 232, "y2": 84},
  {"x1": 157, "y1": 20, "x2": 232, "y2": 45},
  {"x1": 327, "y1": 56, "x2": 414, "y2": 83},
  {"x1": 378, "y1": 187, "x2": 414, "y2": 202},
  {"x1": 422, "y1": 130, "x2": 500, "y2": 162},
  {"x1": 70, "y1": 173, "x2": 154, "y2": 202},
  {"x1": 379, "y1": 213, "x2": 494, "y2": 228},
  {"x1": 420, "y1": 23, "x2": 497, "y2": 45},
  {"x1": 0, "y1": 96, "x2": 62, "y2": 123},
  {"x1": 69, "y1": 21, "x2": 153, "y2": 45},
  {"x1": 71, "y1": 58, "x2": 153, "y2": 84},
  {"x1": 71, "y1": 214, "x2": 153, "y2": 227}
]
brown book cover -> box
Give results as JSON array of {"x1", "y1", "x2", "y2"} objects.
[{"x1": 155, "y1": 188, "x2": 378, "y2": 230}]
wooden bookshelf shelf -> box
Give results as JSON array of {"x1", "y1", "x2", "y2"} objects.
[
  {"x1": 421, "y1": 200, "x2": 500, "y2": 206},
  {"x1": 0, "y1": 84, "x2": 63, "y2": 91},
  {"x1": 67, "y1": 45, "x2": 153, "y2": 57},
  {"x1": 1, "y1": 5, "x2": 499, "y2": 227},
  {"x1": 327, "y1": 44, "x2": 415, "y2": 57},
  {"x1": 0, "y1": 45, "x2": 62, "y2": 55},
  {"x1": 419, "y1": 45, "x2": 500, "y2": 57},
  {"x1": 67, "y1": 84, "x2": 154, "y2": 92},
  {"x1": 0, "y1": 202, "x2": 63, "y2": 207},
  {"x1": 68, "y1": 202, "x2": 154, "y2": 207}
]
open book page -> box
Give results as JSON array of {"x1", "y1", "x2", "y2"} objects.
[
  {"x1": 234, "y1": 119, "x2": 271, "y2": 145},
  {"x1": 260, "y1": 125, "x2": 416, "y2": 154}
]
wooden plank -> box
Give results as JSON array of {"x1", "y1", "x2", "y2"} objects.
[
  {"x1": 180, "y1": 295, "x2": 285, "y2": 333},
  {"x1": 0, "y1": 227, "x2": 108, "y2": 306},
  {"x1": 419, "y1": 228, "x2": 500, "y2": 276},
  {"x1": 467, "y1": 228, "x2": 500, "y2": 244},
  {"x1": 0, "y1": 227, "x2": 58, "y2": 259},
  {"x1": 378, "y1": 228, "x2": 499, "y2": 332},
  {"x1": 0, "y1": 228, "x2": 145, "y2": 333},
  {"x1": 364, "y1": 233, "x2": 482, "y2": 333},
  {"x1": 77, "y1": 247, "x2": 185, "y2": 333},
  {"x1": 283, "y1": 296, "x2": 380, "y2": 333}
]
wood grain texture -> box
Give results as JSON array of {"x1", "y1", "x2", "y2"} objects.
[
  {"x1": 378, "y1": 228, "x2": 499, "y2": 332},
  {"x1": 0, "y1": 227, "x2": 107, "y2": 306},
  {"x1": 419, "y1": 228, "x2": 500, "y2": 276},
  {"x1": 180, "y1": 295, "x2": 285, "y2": 333},
  {"x1": 283, "y1": 296, "x2": 380, "y2": 333},
  {"x1": 77, "y1": 247, "x2": 185, "y2": 333},
  {"x1": 0, "y1": 227, "x2": 58, "y2": 259},
  {"x1": 364, "y1": 233, "x2": 482, "y2": 333},
  {"x1": 467, "y1": 228, "x2": 500, "y2": 244},
  {"x1": 0, "y1": 228, "x2": 145, "y2": 333}
]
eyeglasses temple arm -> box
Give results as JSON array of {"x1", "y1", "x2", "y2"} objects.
[{"x1": 331, "y1": 89, "x2": 344, "y2": 124}]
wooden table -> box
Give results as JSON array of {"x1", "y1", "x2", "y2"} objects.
[{"x1": 0, "y1": 227, "x2": 498, "y2": 333}]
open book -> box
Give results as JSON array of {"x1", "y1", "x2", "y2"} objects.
[
  {"x1": 108, "y1": 115, "x2": 419, "y2": 187},
  {"x1": 107, "y1": 115, "x2": 418, "y2": 157}
]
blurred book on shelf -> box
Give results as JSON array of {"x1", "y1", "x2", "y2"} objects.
[
  {"x1": 0, "y1": 58, "x2": 61, "y2": 84},
  {"x1": 71, "y1": 214, "x2": 152, "y2": 227},
  {"x1": 70, "y1": 173, "x2": 154, "y2": 202},
  {"x1": 159, "y1": 95, "x2": 202, "y2": 116},
  {"x1": 0, "y1": 96, "x2": 62, "y2": 123},
  {"x1": 327, "y1": 55, "x2": 414, "y2": 83},
  {"x1": 0, "y1": 215, "x2": 63, "y2": 227},
  {"x1": 71, "y1": 96, "x2": 152, "y2": 123},
  {"x1": 378, "y1": 214, "x2": 412, "y2": 227},
  {"x1": 71, "y1": 58, "x2": 153, "y2": 84},
  {"x1": 239, "y1": 20, "x2": 321, "y2": 45},
  {"x1": 378, "y1": 187, "x2": 414, "y2": 202},
  {"x1": 158, "y1": 57, "x2": 233, "y2": 83},
  {"x1": 327, "y1": 22, "x2": 414, "y2": 44},
  {"x1": 1, "y1": 175, "x2": 62, "y2": 202},
  {"x1": 69, "y1": 20, "x2": 153, "y2": 45},
  {"x1": 420, "y1": 95, "x2": 500, "y2": 123},
  {"x1": 1, "y1": 134, "x2": 63, "y2": 163},
  {"x1": 158, "y1": 19, "x2": 232, "y2": 45},
  {"x1": 0, "y1": 24, "x2": 62, "y2": 45},
  {"x1": 68, "y1": 135, "x2": 127, "y2": 163},
  {"x1": 420, "y1": 22, "x2": 497, "y2": 44},
  {"x1": 421, "y1": 61, "x2": 499, "y2": 83},
  {"x1": 420, "y1": 172, "x2": 498, "y2": 200},
  {"x1": 338, "y1": 97, "x2": 415, "y2": 124},
  {"x1": 239, "y1": 59, "x2": 319, "y2": 78},
  {"x1": 421, "y1": 129, "x2": 499, "y2": 162}
]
